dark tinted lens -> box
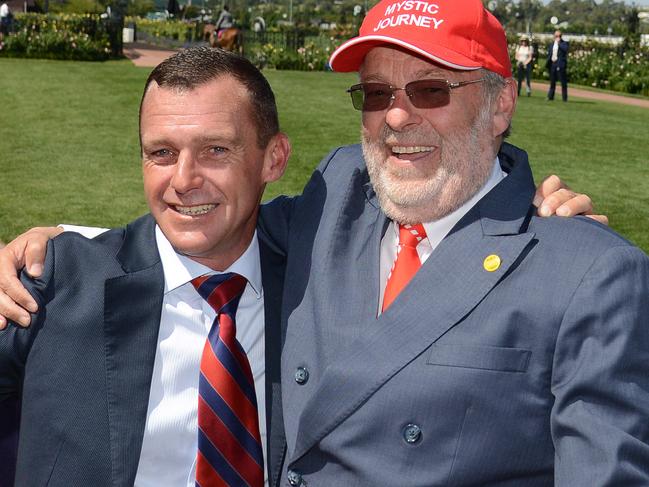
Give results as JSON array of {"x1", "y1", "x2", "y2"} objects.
[
  {"x1": 349, "y1": 83, "x2": 394, "y2": 111},
  {"x1": 407, "y1": 79, "x2": 450, "y2": 108},
  {"x1": 362, "y1": 83, "x2": 394, "y2": 111}
]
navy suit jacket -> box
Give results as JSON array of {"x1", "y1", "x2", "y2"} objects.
[
  {"x1": 0, "y1": 214, "x2": 286, "y2": 486},
  {"x1": 259, "y1": 143, "x2": 649, "y2": 486},
  {"x1": 547, "y1": 39, "x2": 569, "y2": 70}
]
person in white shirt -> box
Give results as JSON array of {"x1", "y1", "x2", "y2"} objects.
[
  {"x1": 0, "y1": 47, "x2": 290, "y2": 486},
  {"x1": 0, "y1": 2, "x2": 11, "y2": 41},
  {"x1": 515, "y1": 36, "x2": 533, "y2": 97}
]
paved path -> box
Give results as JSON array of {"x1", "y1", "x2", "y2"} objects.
[
  {"x1": 123, "y1": 43, "x2": 649, "y2": 109},
  {"x1": 123, "y1": 42, "x2": 178, "y2": 67},
  {"x1": 529, "y1": 81, "x2": 649, "y2": 109}
]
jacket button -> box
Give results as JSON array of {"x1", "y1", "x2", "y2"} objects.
[
  {"x1": 287, "y1": 469, "x2": 303, "y2": 486},
  {"x1": 403, "y1": 423, "x2": 422, "y2": 444},
  {"x1": 294, "y1": 367, "x2": 309, "y2": 385}
]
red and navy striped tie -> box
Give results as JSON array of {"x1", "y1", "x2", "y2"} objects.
[{"x1": 191, "y1": 273, "x2": 264, "y2": 487}]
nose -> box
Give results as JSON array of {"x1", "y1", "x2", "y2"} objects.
[
  {"x1": 384, "y1": 90, "x2": 422, "y2": 132},
  {"x1": 170, "y1": 150, "x2": 203, "y2": 194}
]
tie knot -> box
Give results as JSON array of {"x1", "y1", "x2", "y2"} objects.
[
  {"x1": 191, "y1": 272, "x2": 247, "y2": 315},
  {"x1": 398, "y1": 223, "x2": 427, "y2": 248}
]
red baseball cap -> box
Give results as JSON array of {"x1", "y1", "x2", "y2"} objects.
[{"x1": 329, "y1": 0, "x2": 512, "y2": 78}]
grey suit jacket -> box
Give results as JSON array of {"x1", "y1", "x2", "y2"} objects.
[
  {"x1": 259, "y1": 143, "x2": 649, "y2": 486},
  {"x1": 0, "y1": 213, "x2": 286, "y2": 487}
]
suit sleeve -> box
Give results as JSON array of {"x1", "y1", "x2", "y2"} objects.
[
  {"x1": 0, "y1": 241, "x2": 56, "y2": 399},
  {"x1": 551, "y1": 245, "x2": 649, "y2": 484},
  {"x1": 257, "y1": 146, "x2": 342, "y2": 256}
]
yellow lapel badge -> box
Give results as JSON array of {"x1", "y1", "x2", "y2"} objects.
[{"x1": 483, "y1": 254, "x2": 501, "y2": 272}]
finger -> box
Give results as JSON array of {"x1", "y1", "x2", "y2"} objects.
[
  {"x1": 0, "y1": 289, "x2": 32, "y2": 327},
  {"x1": 585, "y1": 214, "x2": 609, "y2": 226},
  {"x1": 534, "y1": 174, "x2": 566, "y2": 206},
  {"x1": 555, "y1": 194, "x2": 593, "y2": 217},
  {"x1": 24, "y1": 237, "x2": 49, "y2": 278},
  {"x1": 0, "y1": 315, "x2": 6, "y2": 330},
  {"x1": 0, "y1": 249, "x2": 38, "y2": 314},
  {"x1": 537, "y1": 188, "x2": 576, "y2": 217},
  {"x1": 0, "y1": 272, "x2": 38, "y2": 315}
]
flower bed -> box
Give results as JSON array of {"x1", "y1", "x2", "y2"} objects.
[
  {"x1": 0, "y1": 13, "x2": 116, "y2": 61},
  {"x1": 247, "y1": 41, "x2": 337, "y2": 71}
]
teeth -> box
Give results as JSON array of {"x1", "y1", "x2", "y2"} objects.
[
  {"x1": 174, "y1": 204, "x2": 216, "y2": 216},
  {"x1": 392, "y1": 146, "x2": 434, "y2": 154}
]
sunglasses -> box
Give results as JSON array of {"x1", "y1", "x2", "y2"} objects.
[{"x1": 347, "y1": 78, "x2": 485, "y2": 112}]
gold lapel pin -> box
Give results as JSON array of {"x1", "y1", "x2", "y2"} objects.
[{"x1": 483, "y1": 254, "x2": 501, "y2": 272}]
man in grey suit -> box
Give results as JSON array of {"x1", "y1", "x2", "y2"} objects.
[
  {"x1": 253, "y1": 0, "x2": 649, "y2": 484},
  {"x1": 0, "y1": 48, "x2": 291, "y2": 486}
]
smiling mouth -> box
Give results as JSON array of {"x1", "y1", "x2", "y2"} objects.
[
  {"x1": 391, "y1": 146, "x2": 435, "y2": 155},
  {"x1": 173, "y1": 204, "x2": 217, "y2": 216}
]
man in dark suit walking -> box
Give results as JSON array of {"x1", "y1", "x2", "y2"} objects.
[{"x1": 547, "y1": 29, "x2": 569, "y2": 101}]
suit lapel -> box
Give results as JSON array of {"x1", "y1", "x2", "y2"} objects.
[
  {"x1": 291, "y1": 144, "x2": 537, "y2": 461},
  {"x1": 103, "y1": 215, "x2": 165, "y2": 486}
]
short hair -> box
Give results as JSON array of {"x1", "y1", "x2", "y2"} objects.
[{"x1": 140, "y1": 47, "x2": 279, "y2": 148}]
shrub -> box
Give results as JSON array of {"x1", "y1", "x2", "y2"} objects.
[
  {"x1": 0, "y1": 13, "x2": 116, "y2": 61},
  {"x1": 247, "y1": 41, "x2": 335, "y2": 71},
  {"x1": 130, "y1": 18, "x2": 204, "y2": 45}
]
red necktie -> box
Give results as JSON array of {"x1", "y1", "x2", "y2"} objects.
[
  {"x1": 191, "y1": 273, "x2": 264, "y2": 487},
  {"x1": 382, "y1": 223, "x2": 427, "y2": 312}
]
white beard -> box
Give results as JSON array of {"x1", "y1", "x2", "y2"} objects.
[{"x1": 362, "y1": 106, "x2": 496, "y2": 224}]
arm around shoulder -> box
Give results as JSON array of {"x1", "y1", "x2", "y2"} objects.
[{"x1": 0, "y1": 240, "x2": 57, "y2": 394}]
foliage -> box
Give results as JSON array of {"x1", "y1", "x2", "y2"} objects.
[
  {"x1": 247, "y1": 41, "x2": 335, "y2": 71},
  {"x1": 0, "y1": 13, "x2": 114, "y2": 60},
  {"x1": 126, "y1": 0, "x2": 155, "y2": 18},
  {"x1": 50, "y1": 0, "x2": 104, "y2": 15},
  {"x1": 509, "y1": 36, "x2": 649, "y2": 96},
  {"x1": 486, "y1": 0, "x2": 644, "y2": 36},
  {"x1": 129, "y1": 17, "x2": 204, "y2": 44}
]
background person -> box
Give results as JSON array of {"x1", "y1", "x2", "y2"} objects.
[
  {"x1": 516, "y1": 36, "x2": 533, "y2": 97},
  {"x1": 547, "y1": 29, "x2": 569, "y2": 101},
  {"x1": 0, "y1": 2, "x2": 11, "y2": 42},
  {"x1": 214, "y1": 4, "x2": 234, "y2": 37}
]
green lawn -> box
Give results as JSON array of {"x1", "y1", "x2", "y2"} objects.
[{"x1": 1, "y1": 58, "x2": 648, "y2": 252}]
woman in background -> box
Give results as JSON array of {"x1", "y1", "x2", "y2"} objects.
[{"x1": 516, "y1": 36, "x2": 533, "y2": 97}]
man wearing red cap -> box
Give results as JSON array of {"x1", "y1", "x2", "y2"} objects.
[{"x1": 259, "y1": 0, "x2": 649, "y2": 485}]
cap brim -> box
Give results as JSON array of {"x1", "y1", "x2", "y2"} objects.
[{"x1": 329, "y1": 35, "x2": 482, "y2": 73}]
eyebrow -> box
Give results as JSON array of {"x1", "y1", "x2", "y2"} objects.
[
  {"x1": 360, "y1": 68, "x2": 451, "y2": 84},
  {"x1": 142, "y1": 134, "x2": 242, "y2": 150}
]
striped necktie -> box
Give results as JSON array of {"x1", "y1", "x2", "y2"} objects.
[
  {"x1": 382, "y1": 223, "x2": 427, "y2": 312},
  {"x1": 191, "y1": 273, "x2": 264, "y2": 487}
]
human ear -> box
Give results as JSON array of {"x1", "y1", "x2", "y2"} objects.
[
  {"x1": 492, "y1": 79, "x2": 517, "y2": 138},
  {"x1": 261, "y1": 132, "x2": 291, "y2": 183}
]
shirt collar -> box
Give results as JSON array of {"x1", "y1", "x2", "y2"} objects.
[{"x1": 155, "y1": 225, "x2": 263, "y2": 298}]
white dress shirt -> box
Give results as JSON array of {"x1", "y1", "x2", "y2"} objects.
[
  {"x1": 61, "y1": 224, "x2": 267, "y2": 487},
  {"x1": 551, "y1": 40, "x2": 560, "y2": 62},
  {"x1": 378, "y1": 158, "x2": 506, "y2": 314}
]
